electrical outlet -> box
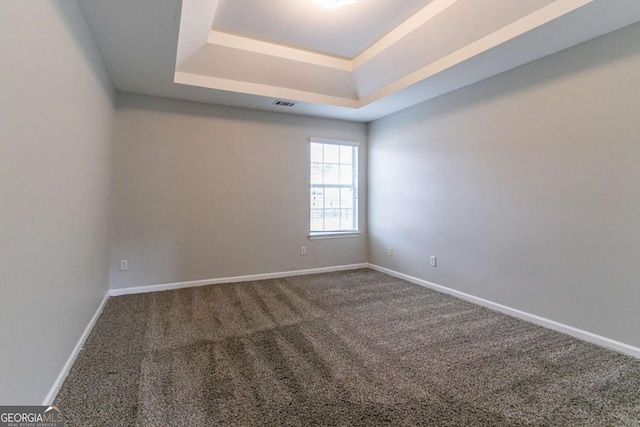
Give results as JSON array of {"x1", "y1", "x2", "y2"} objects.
[
  {"x1": 387, "y1": 247, "x2": 393, "y2": 257},
  {"x1": 120, "y1": 259, "x2": 129, "y2": 271},
  {"x1": 430, "y1": 256, "x2": 437, "y2": 267},
  {"x1": 301, "y1": 246, "x2": 307, "y2": 256}
]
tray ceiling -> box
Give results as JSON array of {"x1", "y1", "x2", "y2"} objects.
[
  {"x1": 78, "y1": 0, "x2": 640, "y2": 121},
  {"x1": 212, "y1": 0, "x2": 432, "y2": 58}
]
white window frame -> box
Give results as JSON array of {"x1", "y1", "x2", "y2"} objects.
[{"x1": 309, "y1": 137, "x2": 360, "y2": 240}]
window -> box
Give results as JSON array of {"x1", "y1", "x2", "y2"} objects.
[{"x1": 309, "y1": 138, "x2": 359, "y2": 237}]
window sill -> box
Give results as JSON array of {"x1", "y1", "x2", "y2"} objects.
[{"x1": 308, "y1": 231, "x2": 361, "y2": 240}]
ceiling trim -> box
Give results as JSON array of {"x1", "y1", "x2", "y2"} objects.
[
  {"x1": 206, "y1": 0, "x2": 462, "y2": 72},
  {"x1": 174, "y1": 71, "x2": 360, "y2": 108},
  {"x1": 192, "y1": 0, "x2": 595, "y2": 110},
  {"x1": 352, "y1": 0, "x2": 460, "y2": 69},
  {"x1": 207, "y1": 30, "x2": 353, "y2": 71},
  {"x1": 176, "y1": 0, "x2": 220, "y2": 67},
  {"x1": 361, "y1": 0, "x2": 594, "y2": 105},
  {"x1": 203, "y1": 0, "x2": 592, "y2": 90}
]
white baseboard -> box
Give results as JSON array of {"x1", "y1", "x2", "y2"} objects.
[
  {"x1": 368, "y1": 264, "x2": 640, "y2": 359},
  {"x1": 43, "y1": 292, "x2": 110, "y2": 405},
  {"x1": 109, "y1": 263, "x2": 369, "y2": 297}
]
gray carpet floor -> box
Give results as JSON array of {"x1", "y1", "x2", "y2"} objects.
[{"x1": 56, "y1": 269, "x2": 640, "y2": 426}]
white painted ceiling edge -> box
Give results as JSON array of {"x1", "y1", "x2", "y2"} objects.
[
  {"x1": 176, "y1": 0, "x2": 219, "y2": 68},
  {"x1": 79, "y1": 0, "x2": 640, "y2": 122},
  {"x1": 204, "y1": 0, "x2": 465, "y2": 72},
  {"x1": 173, "y1": 0, "x2": 640, "y2": 120},
  {"x1": 197, "y1": 0, "x2": 559, "y2": 101},
  {"x1": 178, "y1": 0, "x2": 565, "y2": 105}
]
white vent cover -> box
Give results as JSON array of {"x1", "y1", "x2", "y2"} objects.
[{"x1": 273, "y1": 100, "x2": 296, "y2": 107}]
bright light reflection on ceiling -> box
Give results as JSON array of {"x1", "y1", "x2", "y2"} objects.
[{"x1": 314, "y1": 0, "x2": 358, "y2": 10}]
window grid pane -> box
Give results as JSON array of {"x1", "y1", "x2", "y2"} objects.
[{"x1": 310, "y1": 141, "x2": 358, "y2": 233}]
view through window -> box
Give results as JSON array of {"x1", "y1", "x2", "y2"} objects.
[{"x1": 310, "y1": 138, "x2": 359, "y2": 233}]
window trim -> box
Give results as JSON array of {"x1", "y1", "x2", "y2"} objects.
[
  {"x1": 309, "y1": 137, "x2": 360, "y2": 148},
  {"x1": 308, "y1": 137, "x2": 360, "y2": 239},
  {"x1": 308, "y1": 231, "x2": 361, "y2": 240}
]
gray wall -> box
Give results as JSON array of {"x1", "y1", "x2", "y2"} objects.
[
  {"x1": 368, "y1": 23, "x2": 640, "y2": 348},
  {"x1": 110, "y1": 94, "x2": 367, "y2": 290},
  {"x1": 0, "y1": 1, "x2": 114, "y2": 404}
]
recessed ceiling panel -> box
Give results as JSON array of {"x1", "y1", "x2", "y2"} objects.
[
  {"x1": 212, "y1": 0, "x2": 433, "y2": 58},
  {"x1": 78, "y1": 0, "x2": 640, "y2": 121},
  {"x1": 179, "y1": 44, "x2": 357, "y2": 99},
  {"x1": 353, "y1": 0, "x2": 557, "y2": 97}
]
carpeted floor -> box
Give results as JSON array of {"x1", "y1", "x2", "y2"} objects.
[{"x1": 56, "y1": 269, "x2": 640, "y2": 426}]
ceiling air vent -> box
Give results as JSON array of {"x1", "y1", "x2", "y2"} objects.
[{"x1": 273, "y1": 100, "x2": 296, "y2": 107}]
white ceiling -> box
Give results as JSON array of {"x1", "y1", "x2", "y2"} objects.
[
  {"x1": 212, "y1": 0, "x2": 432, "y2": 58},
  {"x1": 78, "y1": 0, "x2": 640, "y2": 122}
]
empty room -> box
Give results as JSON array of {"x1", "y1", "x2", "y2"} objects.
[{"x1": 2, "y1": 0, "x2": 640, "y2": 425}]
